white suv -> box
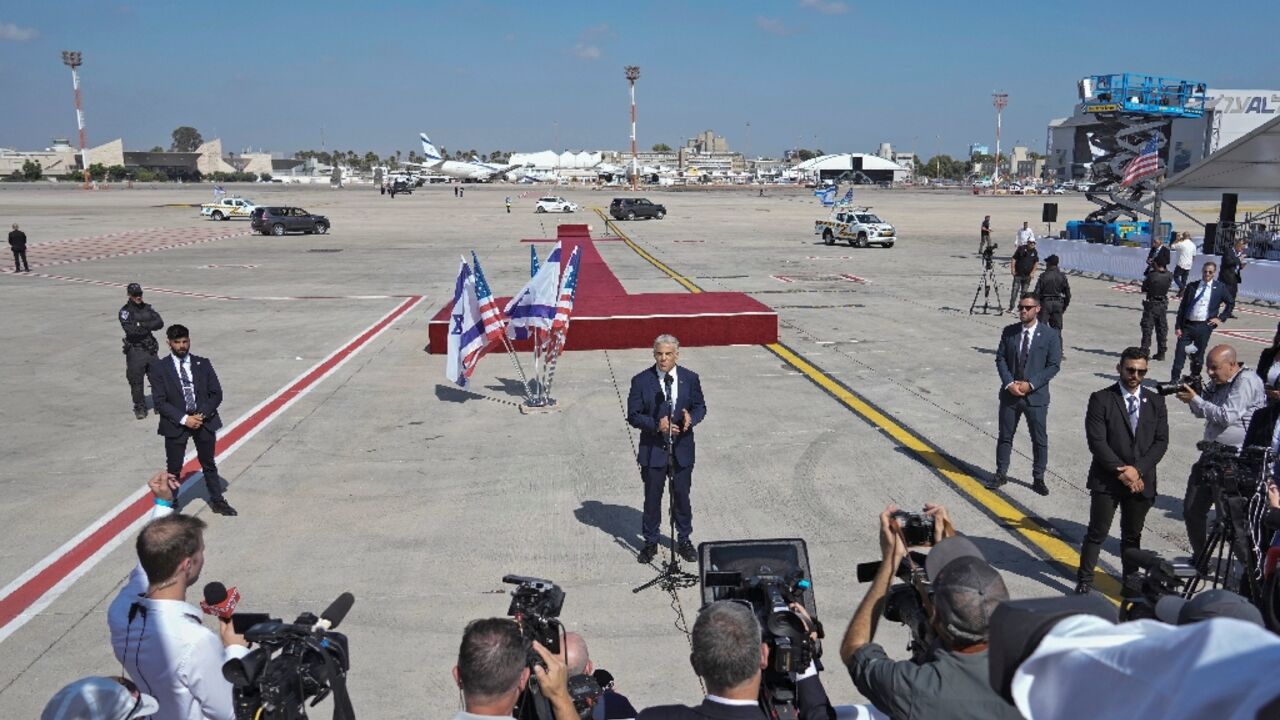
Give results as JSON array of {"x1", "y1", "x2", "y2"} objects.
[{"x1": 534, "y1": 196, "x2": 578, "y2": 213}]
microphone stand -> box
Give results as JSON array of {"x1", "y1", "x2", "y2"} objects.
[{"x1": 633, "y1": 385, "x2": 698, "y2": 594}]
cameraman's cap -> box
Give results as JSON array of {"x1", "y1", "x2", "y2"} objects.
[
  {"x1": 41, "y1": 676, "x2": 159, "y2": 719},
  {"x1": 925, "y1": 535, "x2": 985, "y2": 581},
  {"x1": 932, "y1": 556, "x2": 1008, "y2": 644},
  {"x1": 1154, "y1": 588, "x2": 1263, "y2": 627},
  {"x1": 126, "y1": 282, "x2": 143, "y2": 297}
]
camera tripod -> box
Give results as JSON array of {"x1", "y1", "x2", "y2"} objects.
[
  {"x1": 633, "y1": 408, "x2": 698, "y2": 595},
  {"x1": 969, "y1": 255, "x2": 1006, "y2": 315},
  {"x1": 1183, "y1": 488, "x2": 1263, "y2": 601}
]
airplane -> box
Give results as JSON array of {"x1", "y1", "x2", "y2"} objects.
[{"x1": 405, "y1": 133, "x2": 526, "y2": 182}]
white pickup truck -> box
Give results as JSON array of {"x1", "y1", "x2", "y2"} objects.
[
  {"x1": 814, "y1": 206, "x2": 897, "y2": 248},
  {"x1": 200, "y1": 197, "x2": 256, "y2": 220}
]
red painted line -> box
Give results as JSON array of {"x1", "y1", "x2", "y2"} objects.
[
  {"x1": 1218, "y1": 330, "x2": 1270, "y2": 346},
  {"x1": 0, "y1": 295, "x2": 423, "y2": 637},
  {"x1": 840, "y1": 273, "x2": 869, "y2": 283}
]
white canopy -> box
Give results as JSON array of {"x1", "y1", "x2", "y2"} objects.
[{"x1": 1163, "y1": 114, "x2": 1280, "y2": 192}]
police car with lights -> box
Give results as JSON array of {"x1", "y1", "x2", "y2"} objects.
[{"x1": 814, "y1": 206, "x2": 897, "y2": 248}]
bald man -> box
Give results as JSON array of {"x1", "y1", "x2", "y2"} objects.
[
  {"x1": 564, "y1": 632, "x2": 637, "y2": 720},
  {"x1": 1175, "y1": 344, "x2": 1266, "y2": 558}
]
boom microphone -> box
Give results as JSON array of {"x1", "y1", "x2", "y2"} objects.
[
  {"x1": 313, "y1": 592, "x2": 355, "y2": 631},
  {"x1": 200, "y1": 582, "x2": 240, "y2": 619}
]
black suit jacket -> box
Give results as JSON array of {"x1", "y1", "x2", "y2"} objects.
[
  {"x1": 1084, "y1": 384, "x2": 1169, "y2": 498},
  {"x1": 995, "y1": 322, "x2": 1062, "y2": 407},
  {"x1": 1257, "y1": 345, "x2": 1279, "y2": 386},
  {"x1": 1244, "y1": 401, "x2": 1280, "y2": 449},
  {"x1": 627, "y1": 366, "x2": 707, "y2": 468},
  {"x1": 1174, "y1": 280, "x2": 1232, "y2": 331},
  {"x1": 148, "y1": 353, "x2": 224, "y2": 438},
  {"x1": 638, "y1": 675, "x2": 833, "y2": 720}
]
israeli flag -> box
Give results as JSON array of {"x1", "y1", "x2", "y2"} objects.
[
  {"x1": 505, "y1": 242, "x2": 561, "y2": 340},
  {"x1": 446, "y1": 258, "x2": 488, "y2": 388}
]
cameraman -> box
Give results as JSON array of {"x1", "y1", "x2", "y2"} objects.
[
  {"x1": 107, "y1": 471, "x2": 250, "y2": 720},
  {"x1": 638, "y1": 600, "x2": 834, "y2": 720},
  {"x1": 452, "y1": 618, "x2": 576, "y2": 720},
  {"x1": 1007, "y1": 239, "x2": 1038, "y2": 313},
  {"x1": 840, "y1": 506, "x2": 1020, "y2": 720},
  {"x1": 1176, "y1": 344, "x2": 1267, "y2": 558},
  {"x1": 564, "y1": 632, "x2": 638, "y2": 720}
]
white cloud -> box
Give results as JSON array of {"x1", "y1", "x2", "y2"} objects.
[
  {"x1": 0, "y1": 22, "x2": 38, "y2": 41},
  {"x1": 569, "y1": 23, "x2": 611, "y2": 61},
  {"x1": 799, "y1": 0, "x2": 849, "y2": 14},
  {"x1": 756, "y1": 16, "x2": 799, "y2": 36},
  {"x1": 573, "y1": 44, "x2": 601, "y2": 60}
]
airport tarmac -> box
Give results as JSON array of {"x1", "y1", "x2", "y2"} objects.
[{"x1": 0, "y1": 182, "x2": 1262, "y2": 717}]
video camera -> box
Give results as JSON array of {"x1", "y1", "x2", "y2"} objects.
[
  {"x1": 981, "y1": 243, "x2": 998, "y2": 269},
  {"x1": 222, "y1": 593, "x2": 355, "y2": 720},
  {"x1": 856, "y1": 550, "x2": 935, "y2": 663},
  {"x1": 1193, "y1": 441, "x2": 1250, "y2": 495},
  {"x1": 1118, "y1": 549, "x2": 1191, "y2": 622},
  {"x1": 699, "y1": 539, "x2": 821, "y2": 717}
]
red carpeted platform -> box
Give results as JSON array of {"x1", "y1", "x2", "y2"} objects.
[{"x1": 426, "y1": 225, "x2": 777, "y2": 353}]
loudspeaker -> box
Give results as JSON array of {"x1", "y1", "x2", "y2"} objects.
[
  {"x1": 1203, "y1": 223, "x2": 1218, "y2": 255},
  {"x1": 1042, "y1": 203, "x2": 1058, "y2": 223},
  {"x1": 1219, "y1": 193, "x2": 1238, "y2": 226}
]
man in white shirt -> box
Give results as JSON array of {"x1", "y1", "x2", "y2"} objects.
[
  {"x1": 1015, "y1": 221, "x2": 1035, "y2": 248},
  {"x1": 1169, "y1": 262, "x2": 1232, "y2": 383},
  {"x1": 108, "y1": 471, "x2": 249, "y2": 720},
  {"x1": 1170, "y1": 231, "x2": 1196, "y2": 294}
]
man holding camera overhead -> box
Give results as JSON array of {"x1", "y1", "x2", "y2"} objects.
[
  {"x1": 1075, "y1": 347, "x2": 1169, "y2": 596},
  {"x1": 1175, "y1": 344, "x2": 1266, "y2": 560},
  {"x1": 839, "y1": 505, "x2": 1022, "y2": 720}
]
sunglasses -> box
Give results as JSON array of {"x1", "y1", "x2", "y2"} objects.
[
  {"x1": 1121, "y1": 366, "x2": 1148, "y2": 375},
  {"x1": 1017, "y1": 305, "x2": 1039, "y2": 311}
]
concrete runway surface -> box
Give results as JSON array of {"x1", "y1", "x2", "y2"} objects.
[{"x1": 0, "y1": 183, "x2": 1265, "y2": 717}]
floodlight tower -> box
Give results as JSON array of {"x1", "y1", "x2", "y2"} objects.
[
  {"x1": 625, "y1": 65, "x2": 640, "y2": 190},
  {"x1": 992, "y1": 92, "x2": 1008, "y2": 184},
  {"x1": 62, "y1": 50, "x2": 90, "y2": 189}
]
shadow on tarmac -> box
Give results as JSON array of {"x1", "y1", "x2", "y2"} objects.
[
  {"x1": 972, "y1": 346, "x2": 997, "y2": 356},
  {"x1": 434, "y1": 382, "x2": 524, "y2": 406},
  {"x1": 1072, "y1": 346, "x2": 1123, "y2": 358},
  {"x1": 574, "y1": 500, "x2": 667, "y2": 556}
]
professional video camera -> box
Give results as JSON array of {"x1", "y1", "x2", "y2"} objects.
[
  {"x1": 1155, "y1": 373, "x2": 1204, "y2": 396},
  {"x1": 1194, "y1": 440, "x2": 1249, "y2": 494},
  {"x1": 1118, "y1": 548, "x2": 1190, "y2": 621},
  {"x1": 856, "y1": 550, "x2": 935, "y2": 664},
  {"x1": 980, "y1": 243, "x2": 998, "y2": 269},
  {"x1": 222, "y1": 593, "x2": 355, "y2": 720},
  {"x1": 699, "y1": 539, "x2": 821, "y2": 720}
]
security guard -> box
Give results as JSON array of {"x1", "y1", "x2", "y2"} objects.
[
  {"x1": 1140, "y1": 260, "x2": 1174, "y2": 361},
  {"x1": 119, "y1": 283, "x2": 164, "y2": 419},
  {"x1": 1033, "y1": 254, "x2": 1072, "y2": 331}
]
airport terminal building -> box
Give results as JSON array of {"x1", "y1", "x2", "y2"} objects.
[{"x1": 1047, "y1": 88, "x2": 1280, "y2": 180}]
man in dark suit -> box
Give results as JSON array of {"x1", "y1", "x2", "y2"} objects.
[
  {"x1": 1169, "y1": 261, "x2": 1232, "y2": 383},
  {"x1": 627, "y1": 335, "x2": 707, "y2": 564},
  {"x1": 988, "y1": 292, "x2": 1062, "y2": 496},
  {"x1": 1255, "y1": 321, "x2": 1280, "y2": 383},
  {"x1": 638, "y1": 600, "x2": 833, "y2": 720},
  {"x1": 1218, "y1": 238, "x2": 1246, "y2": 317},
  {"x1": 148, "y1": 324, "x2": 236, "y2": 516},
  {"x1": 1076, "y1": 347, "x2": 1170, "y2": 595}
]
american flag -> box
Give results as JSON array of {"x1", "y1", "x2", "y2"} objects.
[
  {"x1": 550, "y1": 246, "x2": 582, "y2": 335},
  {"x1": 470, "y1": 251, "x2": 506, "y2": 345},
  {"x1": 1122, "y1": 136, "x2": 1162, "y2": 186}
]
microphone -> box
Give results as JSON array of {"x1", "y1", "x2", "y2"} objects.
[
  {"x1": 200, "y1": 582, "x2": 241, "y2": 619},
  {"x1": 313, "y1": 592, "x2": 355, "y2": 632}
]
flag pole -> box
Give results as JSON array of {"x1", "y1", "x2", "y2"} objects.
[
  {"x1": 541, "y1": 331, "x2": 568, "y2": 399},
  {"x1": 499, "y1": 329, "x2": 534, "y2": 402}
]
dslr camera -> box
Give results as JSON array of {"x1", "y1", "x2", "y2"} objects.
[
  {"x1": 1155, "y1": 374, "x2": 1204, "y2": 396},
  {"x1": 222, "y1": 593, "x2": 355, "y2": 720}
]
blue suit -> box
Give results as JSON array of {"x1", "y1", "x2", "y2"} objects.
[
  {"x1": 995, "y1": 321, "x2": 1062, "y2": 482},
  {"x1": 1170, "y1": 279, "x2": 1233, "y2": 382},
  {"x1": 627, "y1": 365, "x2": 706, "y2": 545}
]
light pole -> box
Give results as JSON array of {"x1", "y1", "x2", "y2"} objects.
[
  {"x1": 61, "y1": 50, "x2": 90, "y2": 189},
  {"x1": 992, "y1": 92, "x2": 1007, "y2": 184},
  {"x1": 625, "y1": 65, "x2": 640, "y2": 190}
]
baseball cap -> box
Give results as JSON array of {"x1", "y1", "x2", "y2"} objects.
[
  {"x1": 41, "y1": 676, "x2": 159, "y2": 720},
  {"x1": 126, "y1": 283, "x2": 143, "y2": 297},
  {"x1": 1155, "y1": 588, "x2": 1264, "y2": 627},
  {"x1": 925, "y1": 534, "x2": 985, "y2": 581},
  {"x1": 931, "y1": 555, "x2": 1009, "y2": 644}
]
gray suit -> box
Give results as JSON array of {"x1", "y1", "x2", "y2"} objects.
[{"x1": 994, "y1": 321, "x2": 1062, "y2": 482}]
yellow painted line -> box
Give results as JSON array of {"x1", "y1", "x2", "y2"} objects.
[{"x1": 597, "y1": 206, "x2": 1122, "y2": 602}]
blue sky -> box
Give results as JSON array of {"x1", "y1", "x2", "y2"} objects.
[{"x1": 1, "y1": 0, "x2": 1275, "y2": 159}]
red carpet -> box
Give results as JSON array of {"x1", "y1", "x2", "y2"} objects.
[{"x1": 426, "y1": 225, "x2": 777, "y2": 353}]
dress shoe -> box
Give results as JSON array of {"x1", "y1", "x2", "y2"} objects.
[
  {"x1": 985, "y1": 474, "x2": 1009, "y2": 490},
  {"x1": 207, "y1": 495, "x2": 238, "y2": 516},
  {"x1": 1032, "y1": 478, "x2": 1050, "y2": 496},
  {"x1": 637, "y1": 543, "x2": 658, "y2": 564},
  {"x1": 134, "y1": 407, "x2": 147, "y2": 420},
  {"x1": 1151, "y1": 352, "x2": 1166, "y2": 361},
  {"x1": 1073, "y1": 580, "x2": 1092, "y2": 595},
  {"x1": 676, "y1": 540, "x2": 697, "y2": 563}
]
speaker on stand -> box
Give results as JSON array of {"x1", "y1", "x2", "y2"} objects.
[
  {"x1": 1218, "y1": 193, "x2": 1238, "y2": 253},
  {"x1": 1203, "y1": 223, "x2": 1218, "y2": 256},
  {"x1": 1042, "y1": 202, "x2": 1058, "y2": 239}
]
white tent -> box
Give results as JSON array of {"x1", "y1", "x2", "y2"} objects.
[{"x1": 1163, "y1": 114, "x2": 1280, "y2": 193}]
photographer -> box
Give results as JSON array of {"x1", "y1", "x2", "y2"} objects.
[
  {"x1": 1007, "y1": 239, "x2": 1038, "y2": 313},
  {"x1": 840, "y1": 505, "x2": 1020, "y2": 720},
  {"x1": 452, "y1": 618, "x2": 576, "y2": 720},
  {"x1": 638, "y1": 600, "x2": 834, "y2": 720},
  {"x1": 107, "y1": 471, "x2": 250, "y2": 720},
  {"x1": 1175, "y1": 344, "x2": 1266, "y2": 558},
  {"x1": 564, "y1": 632, "x2": 637, "y2": 720}
]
